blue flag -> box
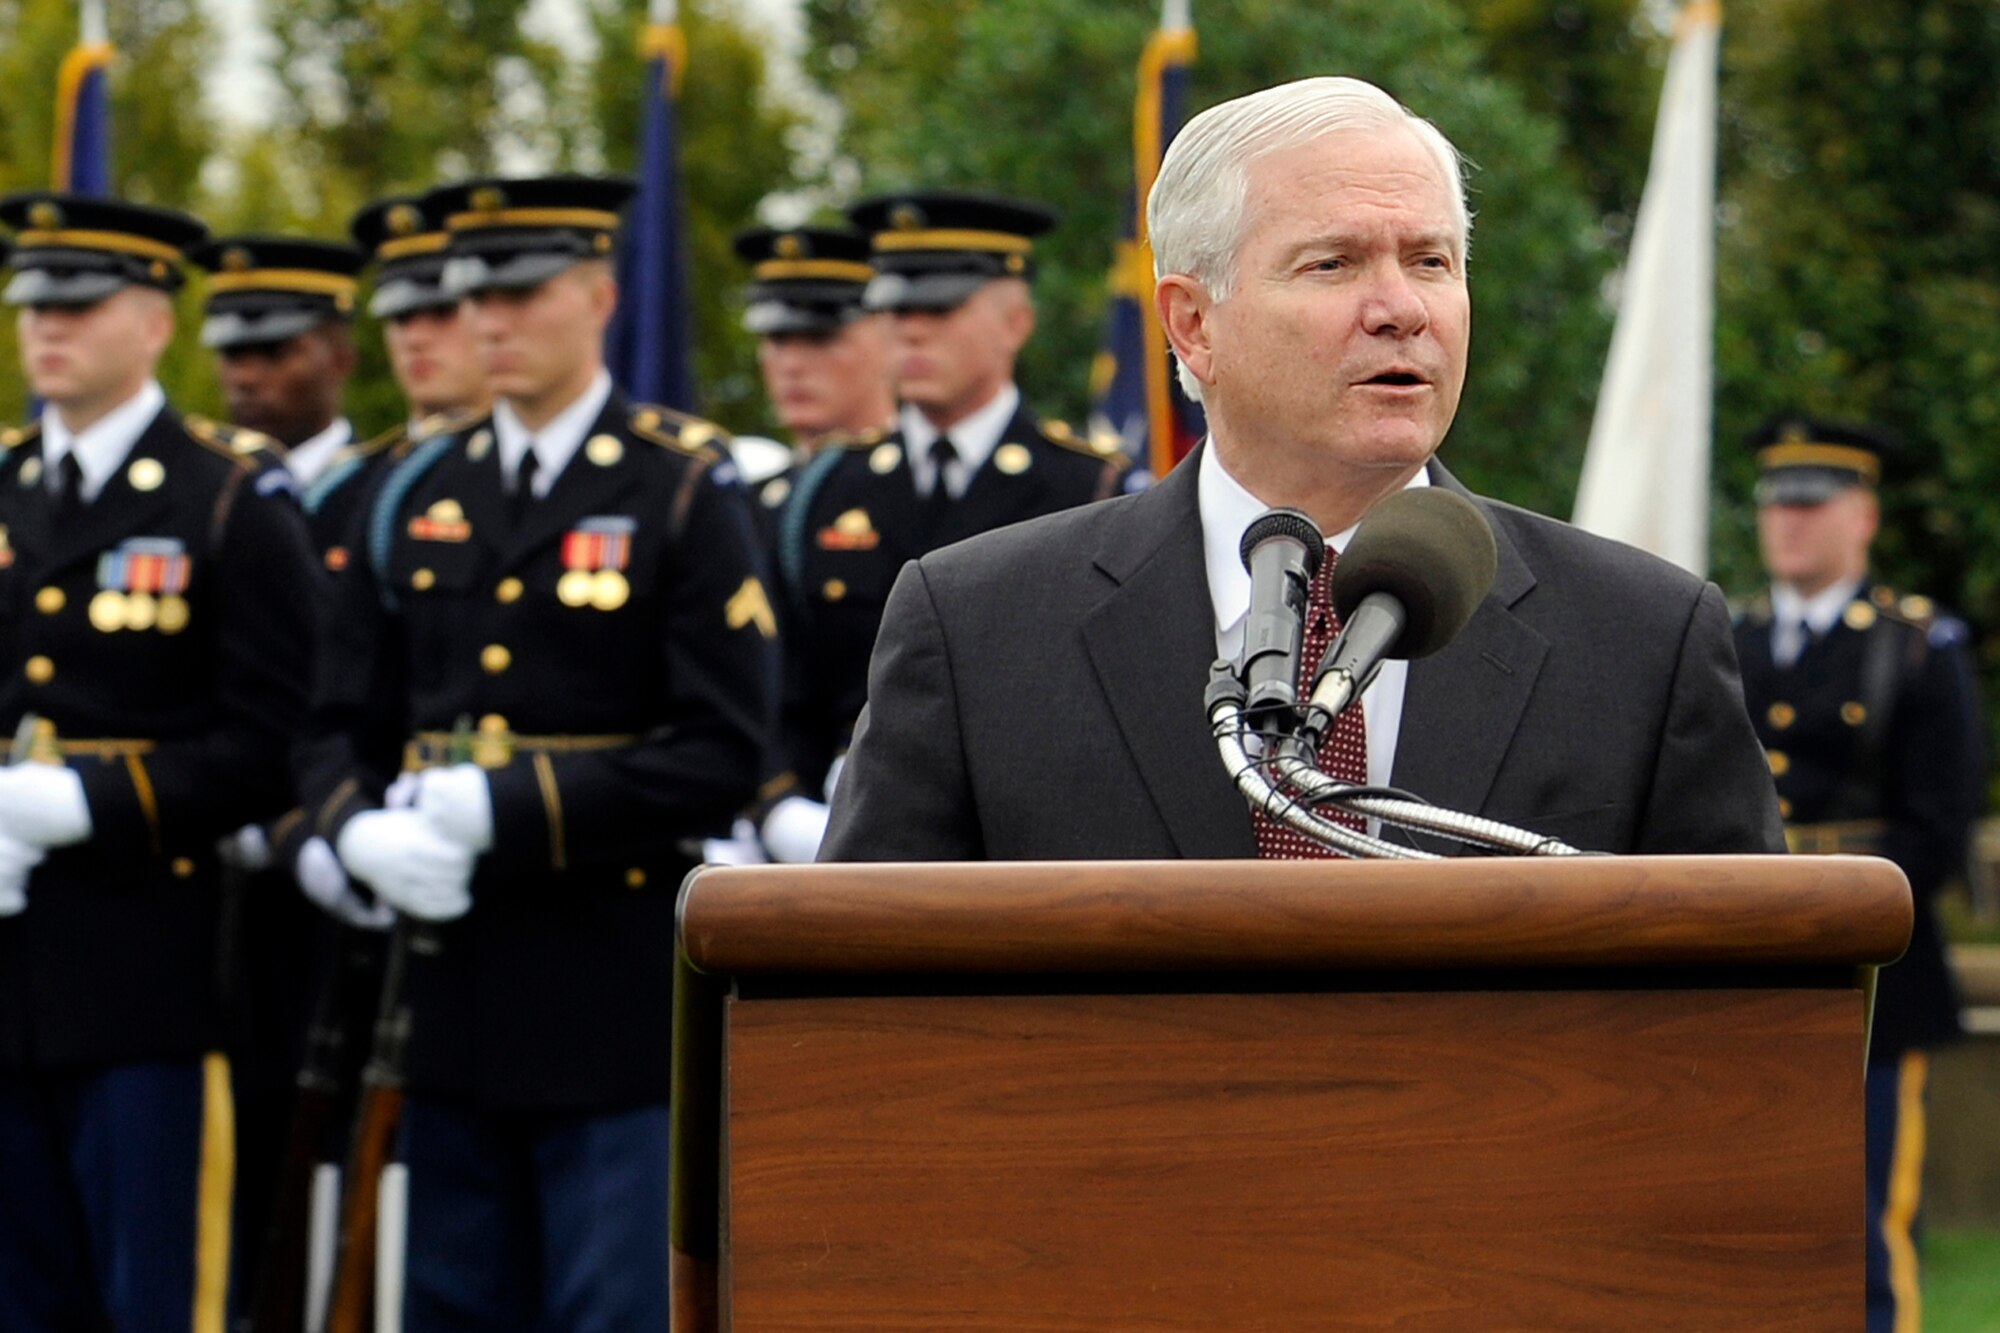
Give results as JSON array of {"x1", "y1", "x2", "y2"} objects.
[
  {"x1": 54, "y1": 35, "x2": 114, "y2": 195},
  {"x1": 1090, "y1": 9, "x2": 1202, "y2": 479},
  {"x1": 607, "y1": 20, "x2": 697, "y2": 412}
]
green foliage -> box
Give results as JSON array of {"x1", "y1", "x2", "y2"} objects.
[
  {"x1": 801, "y1": 0, "x2": 1614, "y2": 517},
  {"x1": 0, "y1": 0, "x2": 219, "y2": 424},
  {"x1": 585, "y1": 0, "x2": 804, "y2": 431},
  {"x1": 1709, "y1": 0, "x2": 2000, "y2": 761}
]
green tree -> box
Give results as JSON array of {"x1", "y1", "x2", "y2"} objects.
[
  {"x1": 802, "y1": 0, "x2": 1614, "y2": 518},
  {"x1": 0, "y1": 0, "x2": 219, "y2": 424},
  {"x1": 1707, "y1": 0, "x2": 2000, "y2": 672},
  {"x1": 585, "y1": 0, "x2": 805, "y2": 430}
]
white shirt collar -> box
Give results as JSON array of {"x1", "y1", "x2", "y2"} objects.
[
  {"x1": 40, "y1": 380, "x2": 167, "y2": 502},
  {"x1": 284, "y1": 417, "x2": 353, "y2": 488},
  {"x1": 492, "y1": 369, "x2": 614, "y2": 497},
  {"x1": 1771, "y1": 577, "x2": 1863, "y2": 639},
  {"x1": 902, "y1": 382, "x2": 1021, "y2": 498},
  {"x1": 1200, "y1": 438, "x2": 1431, "y2": 643}
]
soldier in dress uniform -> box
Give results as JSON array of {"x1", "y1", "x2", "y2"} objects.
[
  {"x1": 294, "y1": 174, "x2": 774, "y2": 1330},
  {"x1": 0, "y1": 192, "x2": 318, "y2": 1330},
  {"x1": 760, "y1": 190, "x2": 1128, "y2": 862},
  {"x1": 732, "y1": 224, "x2": 895, "y2": 498},
  {"x1": 1732, "y1": 415, "x2": 1985, "y2": 1333},
  {"x1": 187, "y1": 232, "x2": 382, "y2": 1301}
]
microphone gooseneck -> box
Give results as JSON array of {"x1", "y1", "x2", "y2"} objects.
[{"x1": 1236, "y1": 508, "x2": 1326, "y2": 718}]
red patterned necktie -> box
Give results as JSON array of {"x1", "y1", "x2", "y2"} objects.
[{"x1": 1252, "y1": 553, "x2": 1369, "y2": 858}]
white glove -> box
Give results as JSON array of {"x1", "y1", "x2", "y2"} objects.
[
  {"x1": 0, "y1": 763, "x2": 92, "y2": 850},
  {"x1": 0, "y1": 829, "x2": 44, "y2": 916},
  {"x1": 384, "y1": 771, "x2": 421, "y2": 810},
  {"x1": 703, "y1": 816, "x2": 770, "y2": 866},
  {"x1": 217, "y1": 823, "x2": 274, "y2": 872},
  {"x1": 335, "y1": 809, "x2": 476, "y2": 922},
  {"x1": 296, "y1": 836, "x2": 395, "y2": 930},
  {"x1": 761, "y1": 795, "x2": 831, "y2": 864},
  {"x1": 413, "y1": 764, "x2": 495, "y2": 853}
]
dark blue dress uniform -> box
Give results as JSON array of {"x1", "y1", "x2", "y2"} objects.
[
  {"x1": 1732, "y1": 416, "x2": 1985, "y2": 1333},
  {"x1": 0, "y1": 191, "x2": 319, "y2": 1332},
  {"x1": 772, "y1": 407, "x2": 1127, "y2": 801},
  {"x1": 765, "y1": 190, "x2": 1131, "y2": 809},
  {"x1": 296, "y1": 174, "x2": 775, "y2": 1330}
]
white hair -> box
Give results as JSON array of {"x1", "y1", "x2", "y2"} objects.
[{"x1": 1147, "y1": 76, "x2": 1472, "y2": 402}]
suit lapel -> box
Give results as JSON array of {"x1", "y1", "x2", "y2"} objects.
[
  {"x1": 1388, "y1": 462, "x2": 1547, "y2": 819},
  {"x1": 1080, "y1": 450, "x2": 1257, "y2": 858}
]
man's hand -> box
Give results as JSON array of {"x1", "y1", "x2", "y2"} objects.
[
  {"x1": 0, "y1": 764, "x2": 91, "y2": 850},
  {"x1": 0, "y1": 829, "x2": 45, "y2": 915},
  {"x1": 335, "y1": 809, "x2": 475, "y2": 922},
  {"x1": 296, "y1": 836, "x2": 395, "y2": 930},
  {"x1": 412, "y1": 764, "x2": 495, "y2": 853}
]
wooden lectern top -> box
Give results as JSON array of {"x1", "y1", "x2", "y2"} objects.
[{"x1": 679, "y1": 855, "x2": 1912, "y2": 978}]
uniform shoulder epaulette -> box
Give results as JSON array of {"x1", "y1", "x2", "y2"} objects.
[
  {"x1": 0, "y1": 422, "x2": 41, "y2": 450},
  {"x1": 350, "y1": 421, "x2": 411, "y2": 460},
  {"x1": 184, "y1": 414, "x2": 282, "y2": 471},
  {"x1": 413, "y1": 408, "x2": 484, "y2": 449},
  {"x1": 830, "y1": 426, "x2": 890, "y2": 451},
  {"x1": 628, "y1": 403, "x2": 730, "y2": 459},
  {"x1": 1864, "y1": 584, "x2": 1937, "y2": 631},
  {"x1": 1043, "y1": 417, "x2": 1132, "y2": 468}
]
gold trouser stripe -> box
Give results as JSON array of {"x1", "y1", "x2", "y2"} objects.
[
  {"x1": 533, "y1": 751, "x2": 567, "y2": 873},
  {"x1": 123, "y1": 753, "x2": 162, "y2": 858},
  {"x1": 1884, "y1": 1050, "x2": 1927, "y2": 1333},
  {"x1": 62, "y1": 737, "x2": 156, "y2": 757},
  {"x1": 194, "y1": 1052, "x2": 235, "y2": 1333}
]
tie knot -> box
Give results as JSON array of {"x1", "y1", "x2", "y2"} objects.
[{"x1": 929, "y1": 436, "x2": 957, "y2": 469}]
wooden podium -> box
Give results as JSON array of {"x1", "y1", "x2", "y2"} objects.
[{"x1": 671, "y1": 856, "x2": 1909, "y2": 1330}]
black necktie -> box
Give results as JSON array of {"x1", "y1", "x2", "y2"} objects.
[
  {"x1": 1791, "y1": 617, "x2": 1816, "y2": 667},
  {"x1": 510, "y1": 446, "x2": 540, "y2": 525},
  {"x1": 918, "y1": 436, "x2": 956, "y2": 544},
  {"x1": 52, "y1": 454, "x2": 85, "y2": 518}
]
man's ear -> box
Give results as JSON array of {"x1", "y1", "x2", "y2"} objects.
[{"x1": 1155, "y1": 273, "x2": 1214, "y2": 388}]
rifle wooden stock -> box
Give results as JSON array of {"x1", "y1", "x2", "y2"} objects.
[
  {"x1": 324, "y1": 920, "x2": 424, "y2": 1333},
  {"x1": 242, "y1": 1073, "x2": 338, "y2": 1333}
]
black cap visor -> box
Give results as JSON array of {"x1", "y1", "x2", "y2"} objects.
[
  {"x1": 1756, "y1": 465, "x2": 1865, "y2": 507},
  {"x1": 862, "y1": 270, "x2": 987, "y2": 314}
]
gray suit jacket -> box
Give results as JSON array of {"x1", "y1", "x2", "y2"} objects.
[{"x1": 822, "y1": 448, "x2": 1785, "y2": 860}]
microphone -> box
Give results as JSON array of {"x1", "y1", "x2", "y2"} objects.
[
  {"x1": 1236, "y1": 508, "x2": 1326, "y2": 717},
  {"x1": 1299, "y1": 488, "x2": 1497, "y2": 745}
]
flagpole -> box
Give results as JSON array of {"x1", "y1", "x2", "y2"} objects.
[
  {"x1": 81, "y1": 0, "x2": 108, "y2": 46},
  {"x1": 1136, "y1": 0, "x2": 1196, "y2": 478}
]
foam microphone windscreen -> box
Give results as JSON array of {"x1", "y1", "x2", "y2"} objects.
[{"x1": 1328, "y1": 489, "x2": 1497, "y2": 659}]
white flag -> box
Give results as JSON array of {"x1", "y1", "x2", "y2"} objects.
[{"x1": 1571, "y1": 1, "x2": 1720, "y2": 575}]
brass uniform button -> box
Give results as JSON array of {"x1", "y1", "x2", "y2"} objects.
[
  {"x1": 481, "y1": 644, "x2": 512, "y2": 674},
  {"x1": 478, "y1": 713, "x2": 509, "y2": 733},
  {"x1": 24, "y1": 656, "x2": 54, "y2": 685},
  {"x1": 994, "y1": 443, "x2": 1032, "y2": 475},
  {"x1": 869, "y1": 443, "x2": 902, "y2": 474},
  {"x1": 1777, "y1": 797, "x2": 1793, "y2": 819},
  {"x1": 625, "y1": 868, "x2": 646, "y2": 889},
  {"x1": 495, "y1": 578, "x2": 524, "y2": 604},
  {"x1": 1767, "y1": 750, "x2": 1790, "y2": 777},
  {"x1": 34, "y1": 587, "x2": 64, "y2": 615},
  {"x1": 172, "y1": 857, "x2": 195, "y2": 878},
  {"x1": 1843, "y1": 601, "x2": 1876, "y2": 631},
  {"x1": 1766, "y1": 701, "x2": 1795, "y2": 730},
  {"x1": 127, "y1": 458, "x2": 165, "y2": 492},
  {"x1": 585, "y1": 434, "x2": 624, "y2": 467},
  {"x1": 412, "y1": 568, "x2": 436, "y2": 591},
  {"x1": 822, "y1": 578, "x2": 847, "y2": 602},
  {"x1": 1841, "y1": 702, "x2": 1867, "y2": 727}
]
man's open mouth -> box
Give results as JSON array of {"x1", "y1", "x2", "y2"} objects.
[{"x1": 1363, "y1": 370, "x2": 1425, "y2": 387}]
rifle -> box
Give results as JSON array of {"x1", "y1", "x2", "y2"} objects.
[
  {"x1": 323, "y1": 716, "x2": 467, "y2": 1333},
  {"x1": 240, "y1": 925, "x2": 381, "y2": 1333}
]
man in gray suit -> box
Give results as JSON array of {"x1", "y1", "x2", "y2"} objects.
[{"x1": 823, "y1": 76, "x2": 1783, "y2": 862}]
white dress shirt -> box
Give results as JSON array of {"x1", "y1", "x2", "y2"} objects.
[
  {"x1": 493, "y1": 369, "x2": 614, "y2": 498},
  {"x1": 283, "y1": 417, "x2": 353, "y2": 489},
  {"x1": 902, "y1": 382, "x2": 1021, "y2": 499},
  {"x1": 1770, "y1": 576, "x2": 1863, "y2": 669},
  {"x1": 1199, "y1": 441, "x2": 1430, "y2": 791},
  {"x1": 40, "y1": 379, "x2": 167, "y2": 502}
]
